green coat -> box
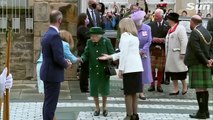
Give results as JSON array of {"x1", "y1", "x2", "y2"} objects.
[{"x1": 81, "y1": 37, "x2": 115, "y2": 97}]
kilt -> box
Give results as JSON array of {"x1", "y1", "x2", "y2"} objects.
[
  {"x1": 150, "y1": 45, "x2": 166, "y2": 72},
  {"x1": 189, "y1": 64, "x2": 213, "y2": 88}
]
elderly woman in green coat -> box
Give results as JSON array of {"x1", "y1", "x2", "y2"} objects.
[{"x1": 81, "y1": 27, "x2": 115, "y2": 117}]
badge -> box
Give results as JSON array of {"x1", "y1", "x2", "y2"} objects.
[{"x1": 142, "y1": 31, "x2": 148, "y2": 36}]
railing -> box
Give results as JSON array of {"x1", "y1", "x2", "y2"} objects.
[{"x1": 0, "y1": 0, "x2": 33, "y2": 34}]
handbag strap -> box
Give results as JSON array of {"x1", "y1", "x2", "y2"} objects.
[{"x1": 194, "y1": 28, "x2": 212, "y2": 45}]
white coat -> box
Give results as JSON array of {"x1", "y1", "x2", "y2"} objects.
[
  {"x1": 112, "y1": 32, "x2": 144, "y2": 74},
  {"x1": 165, "y1": 24, "x2": 188, "y2": 72}
]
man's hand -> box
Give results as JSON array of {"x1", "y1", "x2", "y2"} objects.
[
  {"x1": 66, "y1": 59, "x2": 72, "y2": 69},
  {"x1": 153, "y1": 37, "x2": 165, "y2": 43},
  {"x1": 207, "y1": 60, "x2": 212, "y2": 68},
  {"x1": 159, "y1": 38, "x2": 165, "y2": 43}
]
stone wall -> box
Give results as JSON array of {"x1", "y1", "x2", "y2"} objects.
[
  {"x1": 0, "y1": 14, "x2": 34, "y2": 80},
  {"x1": 33, "y1": 0, "x2": 79, "y2": 81},
  {"x1": 0, "y1": 0, "x2": 79, "y2": 80}
]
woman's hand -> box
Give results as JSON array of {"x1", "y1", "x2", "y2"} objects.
[
  {"x1": 97, "y1": 54, "x2": 112, "y2": 60},
  {"x1": 118, "y1": 70, "x2": 123, "y2": 79}
]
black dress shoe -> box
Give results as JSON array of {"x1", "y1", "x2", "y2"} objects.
[
  {"x1": 169, "y1": 91, "x2": 179, "y2": 95},
  {"x1": 103, "y1": 110, "x2": 108, "y2": 117},
  {"x1": 93, "y1": 110, "x2": 100, "y2": 116},
  {"x1": 189, "y1": 112, "x2": 207, "y2": 119},
  {"x1": 157, "y1": 86, "x2": 163, "y2": 93},
  {"x1": 206, "y1": 112, "x2": 210, "y2": 118},
  {"x1": 148, "y1": 86, "x2": 155, "y2": 92}
]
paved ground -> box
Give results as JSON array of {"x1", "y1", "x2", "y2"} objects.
[{"x1": 0, "y1": 76, "x2": 213, "y2": 120}]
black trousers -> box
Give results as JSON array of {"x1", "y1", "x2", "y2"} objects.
[
  {"x1": 43, "y1": 81, "x2": 61, "y2": 120},
  {"x1": 79, "y1": 61, "x2": 89, "y2": 92}
]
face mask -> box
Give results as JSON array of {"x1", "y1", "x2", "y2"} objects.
[
  {"x1": 85, "y1": 19, "x2": 90, "y2": 25},
  {"x1": 91, "y1": 3, "x2": 97, "y2": 9}
]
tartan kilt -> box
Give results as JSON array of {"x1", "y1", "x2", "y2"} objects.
[
  {"x1": 150, "y1": 45, "x2": 166, "y2": 72},
  {"x1": 189, "y1": 64, "x2": 213, "y2": 88}
]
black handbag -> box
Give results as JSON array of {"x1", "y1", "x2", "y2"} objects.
[{"x1": 105, "y1": 64, "x2": 116, "y2": 76}]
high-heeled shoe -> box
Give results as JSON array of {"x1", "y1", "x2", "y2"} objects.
[
  {"x1": 169, "y1": 91, "x2": 179, "y2": 95},
  {"x1": 182, "y1": 87, "x2": 188, "y2": 95}
]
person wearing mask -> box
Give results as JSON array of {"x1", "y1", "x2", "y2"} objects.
[
  {"x1": 131, "y1": 10, "x2": 153, "y2": 100},
  {"x1": 148, "y1": 9, "x2": 170, "y2": 92},
  {"x1": 103, "y1": 12, "x2": 116, "y2": 30},
  {"x1": 87, "y1": 0, "x2": 101, "y2": 28},
  {"x1": 40, "y1": 10, "x2": 72, "y2": 120},
  {"x1": 77, "y1": 13, "x2": 90, "y2": 93},
  {"x1": 99, "y1": 18, "x2": 143, "y2": 120},
  {"x1": 96, "y1": 2, "x2": 105, "y2": 28},
  {"x1": 181, "y1": 10, "x2": 188, "y2": 17},
  {"x1": 81, "y1": 27, "x2": 115, "y2": 117},
  {"x1": 184, "y1": 15, "x2": 213, "y2": 119},
  {"x1": 165, "y1": 12, "x2": 188, "y2": 95}
]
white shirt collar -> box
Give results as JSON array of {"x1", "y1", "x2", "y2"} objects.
[{"x1": 50, "y1": 25, "x2": 59, "y2": 33}]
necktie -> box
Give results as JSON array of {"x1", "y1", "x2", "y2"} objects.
[{"x1": 91, "y1": 10, "x2": 97, "y2": 27}]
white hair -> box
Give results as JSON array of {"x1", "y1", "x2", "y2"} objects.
[{"x1": 155, "y1": 9, "x2": 164, "y2": 17}]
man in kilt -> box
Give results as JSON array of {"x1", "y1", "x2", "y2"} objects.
[
  {"x1": 184, "y1": 15, "x2": 213, "y2": 119},
  {"x1": 148, "y1": 9, "x2": 170, "y2": 92}
]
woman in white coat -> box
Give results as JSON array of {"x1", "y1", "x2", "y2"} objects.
[
  {"x1": 165, "y1": 13, "x2": 188, "y2": 95},
  {"x1": 99, "y1": 18, "x2": 143, "y2": 120}
]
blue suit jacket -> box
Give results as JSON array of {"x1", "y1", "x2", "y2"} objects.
[{"x1": 40, "y1": 27, "x2": 68, "y2": 83}]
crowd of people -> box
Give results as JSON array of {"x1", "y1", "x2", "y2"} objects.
[{"x1": 32, "y1": 0, "x2": 213, "y2": 120}]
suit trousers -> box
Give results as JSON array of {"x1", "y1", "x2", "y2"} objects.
[{"x1": 43, "y1": 81, "x2": 61, "y2": 120}]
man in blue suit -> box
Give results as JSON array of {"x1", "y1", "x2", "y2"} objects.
[{"x1": 40, "y1": 10, "x2": 72, "y2": 120}]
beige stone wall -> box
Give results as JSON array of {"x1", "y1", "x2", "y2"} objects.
[{"x1": 33, "y1": 0, "x2": 78, "y2": 81}]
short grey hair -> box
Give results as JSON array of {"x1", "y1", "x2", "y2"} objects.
[
  {"x1": 155, "y1": 9, "x2": 164, "y2": 17},
  {"x1": 49, "y1": 10, "x2": 63, "y2": 24}
]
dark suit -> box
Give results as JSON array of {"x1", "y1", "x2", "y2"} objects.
[
  {"x1": 207, "y1": 18, "x2": 213, "y2": 74},
  {"x1": 148, "y1": 21, "x2": 170, "y2": 86},
  {"x1": 40, "y1": 27, "x2": 68, "y2": 120},
  {"x1": 184, "y1": 24, "x2": 213, "y2": 66},
  {"x1": 207, "y1": 18, "x2": 213, "y2": 37},
  {"x1": 87, "y1": 8, "x2": 101, "y2": 28}
]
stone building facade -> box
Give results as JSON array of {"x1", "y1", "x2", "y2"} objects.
[{"x1": 0, "y1": 0, "x2": 78, "y2": 80}]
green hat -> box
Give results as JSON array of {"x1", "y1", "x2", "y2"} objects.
[{"x1": 88, "y1": 27, "x2": 105, "y2": 35}]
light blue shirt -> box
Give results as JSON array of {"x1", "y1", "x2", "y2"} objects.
[{"x1": 37, "y1": 41, "x2": 78, "y2": 63}]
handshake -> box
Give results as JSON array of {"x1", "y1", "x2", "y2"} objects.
[
  {"x1": 207, "y1": 59, "x2": 213, "y2": 68},
  {"x1": 0, "y1": 68, "x2": 13, "y2": 97}
]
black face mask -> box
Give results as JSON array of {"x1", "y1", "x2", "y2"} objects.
[
  {"x1": 108, "y1": 16, "x2": 112, "y2": 19},
  {"x1": 91, "y1": 3, "x2": 97, "y2": 9}
]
